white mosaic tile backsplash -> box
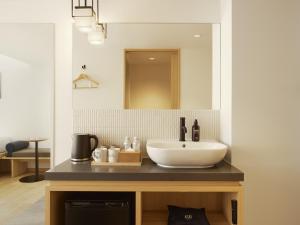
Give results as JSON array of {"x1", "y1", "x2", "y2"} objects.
[{"x1": 73, "y1": 109, "x2": 220, "y2": 154}]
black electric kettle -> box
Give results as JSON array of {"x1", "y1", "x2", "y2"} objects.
[{"x1": 71, "y1": 133, "x2": 99, "y2": 162}]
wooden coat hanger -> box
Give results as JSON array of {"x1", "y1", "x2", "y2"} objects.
[{"x1": 73, "y1": 65, "x2": 99, "y2": 89}]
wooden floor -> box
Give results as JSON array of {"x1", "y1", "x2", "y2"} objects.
[{"x1": 0, "y1": 173, "x2": 46, "y2": 224}]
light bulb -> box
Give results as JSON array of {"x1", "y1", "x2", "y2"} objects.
[
  {"x1": 193, "y1": 34, "x2": 201, "y2": 38},
  {"x1": 74, "y1": 17, "x2": 95, "y2": 33},
  {"x1": 88, "y1": 24, "x2": 105, "y2": 45}
]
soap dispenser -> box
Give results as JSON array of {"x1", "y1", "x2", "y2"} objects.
[{"x1": 192, "y1": 119, "x2": 200, "y2": 142}]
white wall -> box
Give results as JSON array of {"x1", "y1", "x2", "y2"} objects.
[
  {"x1": 232, "y1": 0, "x2": 300, "y2": 225},
  {"x1": 212, "y1": 24, "x2": 221, "y2": 110},
  {"x1": 99, "y1": 0, "x2": 221, "y2": 23},
  {"x1": 219, "y1": 0, "x2": 232, "y2": 147},
  {"x1": 181, "y1": 48, "x2": 212, "y2": 109}
]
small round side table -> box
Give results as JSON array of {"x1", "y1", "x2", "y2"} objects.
[{"x1": 19, "y1": 138, "x2": 48, "y2": 183}]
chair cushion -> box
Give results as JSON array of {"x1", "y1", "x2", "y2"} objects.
[
  {"x1": 6, "y1": 141, "x2": 29, "y2": 156},
  {"x1": 0, "y1": 137, "x2": 13, "y2": 153},
  {"x1": 11, "y1": 148, "x2": 50, "y2": 158}
]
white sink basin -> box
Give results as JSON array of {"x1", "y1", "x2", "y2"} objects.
[{"x1": 146, "y1": 140, "x2": 228, "y2": 168}]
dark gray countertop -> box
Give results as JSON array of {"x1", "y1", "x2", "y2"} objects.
[{"x1": 45, "y1": 158, "x2": 244, "y2": 181}]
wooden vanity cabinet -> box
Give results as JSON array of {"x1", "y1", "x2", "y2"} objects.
[{"x1": 45, "y1": 181, "x2": 243, "y2": 225}]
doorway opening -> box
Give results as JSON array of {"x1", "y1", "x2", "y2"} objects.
[{"x1": 124, "y1": 49, "x2": 180, "y2": 109}]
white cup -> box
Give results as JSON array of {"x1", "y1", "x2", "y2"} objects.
[
  {"x1": 92, "y1": 147, "x2": 108, "y2": 162},
  {"x1": 108, "y1": 147, "x2": 120, "y2": 163}
]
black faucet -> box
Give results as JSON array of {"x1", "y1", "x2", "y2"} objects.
[{"x1": 179, "y1": 117, "x2": 187, "y2": 142}]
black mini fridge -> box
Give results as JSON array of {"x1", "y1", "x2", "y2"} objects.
[{"x1": 65, "y1": 192, "x2": 135, "y2": 225}]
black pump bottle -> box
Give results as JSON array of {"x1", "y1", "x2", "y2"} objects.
[{"x1": 192, "y1": 119, "x2": 200, "y2": 142}]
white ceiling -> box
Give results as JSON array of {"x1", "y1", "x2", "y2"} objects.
[{"x1": 126, "y1": 51, "x2": 174, "y2": 64}]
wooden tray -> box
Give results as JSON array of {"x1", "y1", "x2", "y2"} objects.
[
  {"x1": 91, "y1": 150, "x2": 142, "y2": 167},
  {"x1": 91, "y1": 161, "x2": 142, "y2": 167},
  {"x1": 118, "y1": 150, "x2": 141, "y2": 163}
]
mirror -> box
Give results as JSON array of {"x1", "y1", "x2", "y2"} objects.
[
  {"x1": 73, "y1": 23, "x2": 220, "y2": 110},
  {"x1": 0, "y1": 23, "x2": 54, "y2": 159}
]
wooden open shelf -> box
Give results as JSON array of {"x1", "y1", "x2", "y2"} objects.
[
  {"x1": 142, "y1": 211, "x2": 229, "y2": 225},
  {"x1": 45, "y1": 181, "x2": 244, "y2": 225},
  {"x1": 140, "y1": 192, "x2": 232, "y2": 225}
]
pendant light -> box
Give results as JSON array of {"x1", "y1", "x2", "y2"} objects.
[
  {"x1": 88, "y1": 24, "x2": 106, "y2": 45},
  {"x1": 72, "y1": 0, "x2": 107, "y2": 42},
  {"x1": 72, "y1": 0, "x2": 96, "y2": 33},
  {"x1": 74, "y1": 16, "x2": 95, "y2": 33}
]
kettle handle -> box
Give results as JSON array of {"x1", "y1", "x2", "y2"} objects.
[{"x1": 89, "y1": 135, "x2": 99, "y2": 151}]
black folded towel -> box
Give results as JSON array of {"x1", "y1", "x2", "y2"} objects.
[
  {"x1": 168, "y1": 205, "x2": 211, "y2": 225},
  {"x1": 6, "y1": 141, "x2": 29, "y2": 157}
]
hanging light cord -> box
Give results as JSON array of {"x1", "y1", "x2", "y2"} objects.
[{"x1": 95, "y1": 0, "x2": 107, "y2": 37}]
